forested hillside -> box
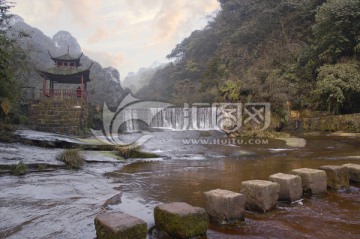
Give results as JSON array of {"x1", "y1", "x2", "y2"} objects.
[{"x1": 137, "y1": 0, "x2": 360, "y2": 119}]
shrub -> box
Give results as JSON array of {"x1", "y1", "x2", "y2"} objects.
[
  {"x1": 116, "y1": 144, "x2": 159, "y2": 159},
  {"x1": 313, "y1": 62, "x2": 360, "y2": 114},
  {"x1": 12, "y1": 161, "x2": 27, "y2": 175},
  {"x1": 57, "y1": 149, "x2": 85, "y2": 169}
]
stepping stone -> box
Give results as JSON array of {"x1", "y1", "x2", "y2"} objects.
[
  {"x1": 269, "y1": 173, "x2": 302, "y2": 202},
  {"x1": 319, "y1": 165, "x2": 349, "y2": 190},
  {"x1": 291, "y1": 168, "x2": 327, "y2": 194},
  {"x1": 240, "y1": 180, "x2": 280, "y2": 212},
  {"x1": 343, "y1": 163, "x2": 360, "y2": 183},
  {"x1": 154, "y1": 202, "x2": 208, "y2": 239},
  {"x1": 94, "y1": 212, "x2": 147, "y2": 239},
  {"x1": 204, "y1": 189, "x2": 246, "y2": 223}
]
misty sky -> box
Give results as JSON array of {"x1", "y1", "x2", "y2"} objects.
[{"x1": 12, "y1": 0, "x2": 220, "y2": 80}]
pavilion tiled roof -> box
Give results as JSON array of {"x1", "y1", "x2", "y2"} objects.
[
  {"x1": 37, "y1": 62, "x2": 93, "y2": 84},
  {"x1": 40, "y1": 66, "x2": 88, "y2": 75},
  {"x1": 48, "y1": 50, "x2": 83, "y2": 63},
  {"x1": 52, "y1": 53, "x2": 80, "y2": 61}
]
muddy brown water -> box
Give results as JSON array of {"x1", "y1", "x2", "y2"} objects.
[
  {"x1": 1, "y1": 131, "x2": 359, "y2": 239},
  {"x1": 107, "y1": 131, "x2": 360, "y2": 239}
]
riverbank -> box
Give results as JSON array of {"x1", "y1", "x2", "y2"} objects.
[{"x1": 0, "y1": 128, "x2": 161, "y2": 238}]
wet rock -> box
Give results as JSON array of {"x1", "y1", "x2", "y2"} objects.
[
  {"x1": 329, "y1": 131, "x2": 360, "y2": 137},
  {"x1": 83, "y1": 151, "x2": 123, "y2": 163},
  {"x1": 1, "y1": 167, "x2": 120, "y2": 238},
  {"x1": 291, "y1": 168, "x2": 327, "y2": 194},
  {"x1": 240, "y1": 180, "x2": 280, "y2": 212},
  {"x1": 6, "y1": 157, "x2": 23, "y2": 161},
  {"x1": 94, "y1": 212, "x2": 147, "y2": 239},
  {"x1": 276, "y1": 137, "x2": 306, "y2": 148},
  {"x1": 319, "y1": 165, "x2": 349, "y2": 190},
  {"x1": 204, "y1": 189, "x2": 246, "y2": 223},
  {"x1": 269, "y1": 173, "x2": 302, "y2": 202},
  {"x1": 15, "y1": 130, "x2": 85, "y2": 148},
  {"x1": 154, "y1": 202, "x2": 208, "y2": 239},
  {"x1": 0, "y1": 142, "x2": 72, "y2": 175},
  {"x1": 103, "y1": 193, "x2": 122, "y2": 207},
  {"x1": 230, "y1": 150, "x2": 255, "y2": 157},
  {"x1": 342, "y1": 164, "x2": 360, "y2": 183}
]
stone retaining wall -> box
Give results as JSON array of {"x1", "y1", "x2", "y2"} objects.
[
  {"x1": 29, "y1": 98, "x2": 89, "y2": 135},
  {"x1": 287, "y1": 113, "x2": 360, "y2": 132}
]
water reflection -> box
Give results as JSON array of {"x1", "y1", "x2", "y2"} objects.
[{"x1": 107, "y1": 132, "x2": 360, "y2": 239}]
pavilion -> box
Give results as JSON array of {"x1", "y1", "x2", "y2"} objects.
[{"x1": 37, "y1": 48, "x2": 92, "y2": 100}]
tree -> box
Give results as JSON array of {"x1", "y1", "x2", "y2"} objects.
[
  {"x1": 0, "y1": 0, "x2": 30, "y2": 121},
  {"x1": 313, "y1": 62, "x2": 360, "y2": 114},
  {"x1": 313, "y1": 0, "x2": 360, "y2": 63}
]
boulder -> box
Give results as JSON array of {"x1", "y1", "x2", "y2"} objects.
[
  {"x1": 154, "y1": 202, "x2": 208, "y2": 239},
  {"x1": 240, "y1": 180, "x2": 280, "y2": 212},
  {"x1": 269, "y1": 173, "x2": 302, "y2": 202},
  {"x1": 291, "y1": 168, "x2": 327, "y2": 194},
  {"x1": 204, "y1": 189, "x2": 246, "y2": 223},
  {"x1": 343, "y1": 163, "x2": 360, "y2": 183},
  {"x1": 94, "y1": 212, "x2": 147, "y2": 239},
  {"x1": 319, "y1": 165, "x2": 349, "y2": 190}
]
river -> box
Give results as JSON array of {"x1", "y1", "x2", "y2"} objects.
[
  {"x1": 0, "y1": 130, "x2": 359, "y2": 239},
  {"x1": 107, "y1": 130, "x2": 360, "y2": 239}
]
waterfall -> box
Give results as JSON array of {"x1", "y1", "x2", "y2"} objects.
[
  {"x1": 123, "y1": 107, "x2": 139, "y2": 132},
  {"x1": 192, "y1": 107, "x2": 212, "y2": 130},
  {"x1": 120, "y1": 107, "x2": 218, "y2": 132}
]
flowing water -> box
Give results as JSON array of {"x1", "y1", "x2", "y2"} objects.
[
  {"x1": 121, "y1": 107, "x2": 217, "y2": 132},
  {"x1": 106, "y1": 130, "x2": 360, "y2": 239},
  {"x1": 1, "y1": 130, "x2": 360, "y2": 238}
]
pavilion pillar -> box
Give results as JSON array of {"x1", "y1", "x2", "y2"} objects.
[
  {"x1": 81, "y1": 75, "x2": 84, "y2": 98},
  {"x1": 84, "y1": 81, "x2": 87, "y2": 99},
  {"x1": 50, "y1": 80, "x2": 54, "y2": 97},
  {"x1": 43, "y1": 76, "x2": 46, "y2": 97}
]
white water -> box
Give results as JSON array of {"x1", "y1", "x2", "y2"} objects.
[{"x1": 122, "y1": 107, "x2": 218, "y2": 132}]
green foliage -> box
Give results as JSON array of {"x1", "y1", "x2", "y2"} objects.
[
  {"x1": 220, "y1": 80, "x2": 242, "y2": 102},
  {"x1": 0, "y1": 0, "x2": 31, "y2": 122},
  {"x1": 313, "y1": 0, "x2": 360, "y2": 63},
  {"x1": 11, "y1": 161, "x2": 27, "y2": 175},
  {"x1": 138, "y1": 0, "x2": 360, "y2": 116},
  {"x1": 57, "y1": 149, "x2": 85, "y2": 169},
  {"x1": 313, "y1": 62, "x2": 360, "y2": 114}
]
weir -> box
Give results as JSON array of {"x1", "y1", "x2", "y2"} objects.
[{"x1": 120, "y1": 107, "x2": 218, "y2": 132}]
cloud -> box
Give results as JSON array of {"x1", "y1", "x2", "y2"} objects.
[
  {"x1": 13, "y1": 0, "x2": 101, "y2": 28},
  {"x1": 13, "y1": 0, "x2": 220, "y2": 76},
  {"x1": 64, "y1": 0, "x2": 101, "y2": 27},
  {"x1": 87, "y1": 27, "x2": 112, "y2": 44},
  {"x1": 12, "y1": 0, "x2": 64, "y2": 25},
  {"x1": 84, "y1": 49, "x2": 126, "y2": 69},
  {"x1": 152, "y1": 0, "x2": 219, "y2": 43},
  {"x1": 153, "y1": 1, "x2": 183, "y2": 41}
]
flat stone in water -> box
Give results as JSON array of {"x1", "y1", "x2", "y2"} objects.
[
  {"x1": 154, "y1": 202, "x2": 208, "y2": 239},
  {"x1": 95, "y1": 212, "x2": 147, "y2": 239},
  {"x1": 269, "y1": 173, "x2": 302, "y2": 202},
  {"x1": 240, "y1": 180, "x2": 280, "y2": 212},
  {"x1": 291, "y1": 168, "x2": 327, "y2": 194},
  {"x1": 343, "y1": 163, "x2": 360, "y2": 183},
  {"x1": 319, "y1": 165, "x2": 349, "y2": 190},
  {"x1": 204, "y1": 189, "x2": 246, "y2": 223},
  {"x1": 276, "y1": 137, "x2": 306, "y2": 148}
]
